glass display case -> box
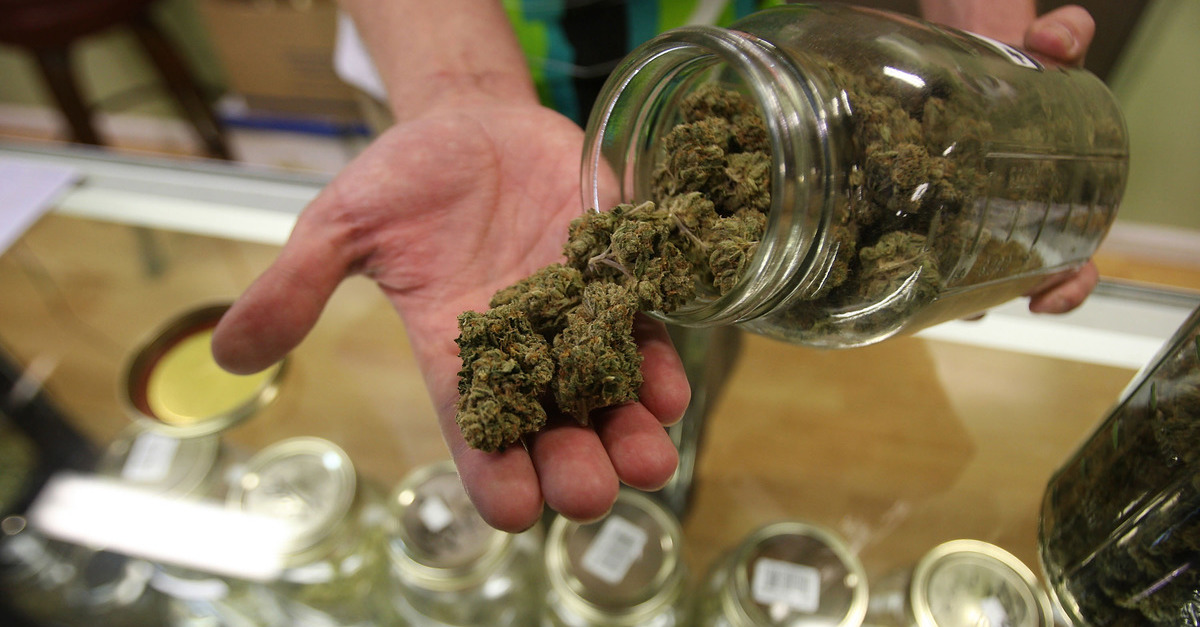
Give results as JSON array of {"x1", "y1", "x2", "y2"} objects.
[{"x1": 1, "y1": 140, "x2": 1197, "y2": 626}]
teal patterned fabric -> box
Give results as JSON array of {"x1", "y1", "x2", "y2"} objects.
[{"x1": 503, "y1": 0, "x2": 786, "y2": 121}]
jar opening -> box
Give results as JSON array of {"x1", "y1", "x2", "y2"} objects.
[{"x1": 582, "y1": 26, "x2": 834, "y2": 325}]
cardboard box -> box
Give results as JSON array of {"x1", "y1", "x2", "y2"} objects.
[{"x1": 196, "y1": 0, "x2": 360, "y2": 120}]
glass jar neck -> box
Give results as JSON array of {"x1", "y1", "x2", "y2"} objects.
[{"x1": 581, "y1": 25, "x2": 840, "y2": 326}]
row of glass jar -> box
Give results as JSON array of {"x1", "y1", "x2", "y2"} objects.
[{"x1": 1, "y1": 426, "x2": 1056, "y2": 627}]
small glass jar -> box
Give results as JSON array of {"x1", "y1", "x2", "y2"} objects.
[
  {"x1": 695, "y1": 521, "x2": 867, "y2": 627},
  {"x1": 63, "y1": 546, "x2": 166, "y2": 627},
  {"x1": 582, "y1": 4, "x2": 1128, "y2": 347},
  {"x1": 150, "y1": 561, "x2": 274, "y2": 627},
  {"x1": 868, "y1": 539, "x2": 1050, "y2": 627},
  {"x1": 1039, "y1": 304, "x2": 1200, "y2": 626},
  {"x1": 542, "y1": 488, "x2": 690, "y2": 626},
  {"x1": 227, "y1": 437, "x2": 389, "y2": 626},
  {"x1": 122, "y1": 303, "x2": 287, "y2": 437},
  {"x1": 384, "y1": 460, "x2": 545, "y2": 626},
  {"x1": 1, "y1": 514, "x2": 81, "y2": 625},
  {"x1": 97, "y1": 423, "x2": 228, "y2": 499}
]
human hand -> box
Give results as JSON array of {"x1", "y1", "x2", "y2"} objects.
[
  {"x1": 211, "y1": 102, "x2": 689, "y2": 532},
  {"x1": 1021, "y1": 5, "x2": 1102, "y2": 314}
]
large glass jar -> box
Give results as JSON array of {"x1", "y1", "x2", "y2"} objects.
[
  {"x1": 1039, "y1": 305, "x2": 1200, "y2": 626},
  {"x1": 582, "y1": 4, "x2": 1128, "y2": 347}
]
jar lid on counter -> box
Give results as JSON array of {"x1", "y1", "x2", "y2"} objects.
[
  {"x1": 545, "y1": 488, "x2": 686, "y2": 623},
  {"x1": 717, "y1": 521, "x2": 868, "y2": 627},
  {"x1": 97, "y1": 424, "x2": 220, "y2": 498},
  {"x1": 122, "y1": 303, "x2": 285, "y2": 438},
  {"x1": 227, "y1": 437, "x2": 356, "y2": 559},
  {"x1": 909, "y1": 540, "x2": 1051, "y2": 627},
  {"x1": 387, "y1": 460, "x2": 512, "y2": 587}
]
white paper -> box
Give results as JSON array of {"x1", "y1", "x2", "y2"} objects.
[
  {"x1": 0, "y1": 159, "x2": 79, "y2": 254},
  {"x1": 27, "y1": 473, "x2": 294, "y2": 581}
]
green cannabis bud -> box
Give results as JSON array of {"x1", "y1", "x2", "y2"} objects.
[
  {"x1": 455, "y1": 306, "x2": 554, "y2": 452},
  {"x1": 1042, "y1": 332, "x2": 1200, "y2": 626},
  {"x1": 552, "y1": 283, "x2": 643, "y2": 424},
  {"x1": 489, "y1": 263, "x2": 585, "y2": 337}
]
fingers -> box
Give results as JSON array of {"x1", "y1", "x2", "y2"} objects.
[
  {"x1": 1029, "y1": 261, "x2": 1100, "y2": 314},
  {"x1": 212, "y1": 202, "x2": 361, "y2": 374},
  {"x1": 1024, "y1": 5, "x2": 1095, "y2": 65},
  {"x1": 594, "y1": 403, "x2": 680, "y2": 491},
  {"x1": 527, "y1": 420, "x2": 620, "y2": 522},
  {"x1": 449, "y1": 440, "x2": 545, "y2": 533},
  {"x1": 632, "y1": 316, "x2": 691, "y2": 426}
]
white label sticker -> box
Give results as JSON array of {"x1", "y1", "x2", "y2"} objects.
[
  {"x1": 980, "y1": 596, "x2": 1011, "y2": 627},
  {"x1": 965, "y1": 31, "x2": 1043, "y2": 70},
  {"x1": 580, "y1": 516, "x2": 648, "y2": 585},
  {"x1": 121, "y1": 432, "x2": 181, "y2": 483},
  {"x1": 751, "y1": 558, "x2": 821, "y2": 614},
  {"x1": 418, "y1": 496, "x2": 454, "y2": 534}
]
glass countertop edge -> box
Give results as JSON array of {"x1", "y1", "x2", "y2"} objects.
[
  {"x1": 917, "y1": 281, "x2": 1199, "y2": 370},
  {"x1": 1, "y1": 141, "x2": 325, "y2": 245}
]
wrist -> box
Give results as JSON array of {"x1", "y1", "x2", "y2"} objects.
[{"x1": 387, "y1": 69, "x2": 539, "y2": 122}]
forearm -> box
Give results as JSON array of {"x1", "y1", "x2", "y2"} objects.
[
  {"x1": 337, "y1": 0, "x2": 538, "y2": 122},
  {"x1": 919, "y1": 0, "x2": 1037, "y2": 43}
]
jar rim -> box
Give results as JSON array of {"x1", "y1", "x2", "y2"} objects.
[{"x1": 581, "y1": 25, "x2": 835, "y2": 325}]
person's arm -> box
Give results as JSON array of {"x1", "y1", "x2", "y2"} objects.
[
  {"x1": 337, "y1": 0, "x2": 537, "y2": 122},
  {"x1": 212, "y1": 1, "x2": 688, "y2": 534}
]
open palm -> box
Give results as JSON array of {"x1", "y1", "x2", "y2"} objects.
[{"x1": 212, "y1": 102, "x2": 688, "y2": 532}]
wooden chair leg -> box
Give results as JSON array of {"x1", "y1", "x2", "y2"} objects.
[
  {"x1": 31, "y1": 47, "x2": 102, "y2": 146},
  {"x1": 127, "y1": 8, "x2": 232, "y2": 159}
]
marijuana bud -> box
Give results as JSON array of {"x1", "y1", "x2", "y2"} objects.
[
  {"x1": 703, "y1": 208, "x2": 767, "y2": 295},
  {"x1": 679, "y1": 82, "x2": 755, "y2": 123},
  {"x1": 455, "y1": 306, "x2": 555, "y2": 451},
  {"x1": 552, "y1": 282, "x2": 643, "y2": 425},
  {"x1": 854, "y1": 231, "x2": 940, "y2": 306},
  {"x1": 654, "y1": 117, "x2": 732, "y2": 198},
  {"x1": 489, "y1": 263, "x2": 585, "y2": 337}
]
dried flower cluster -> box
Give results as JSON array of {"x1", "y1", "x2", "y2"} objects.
[{"x1": 455, "y1": 85, "x2": 769, "y2": 451}]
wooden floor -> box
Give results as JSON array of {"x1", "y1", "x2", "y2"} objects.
[{"x1": 2, "y1": 136, "x2": 1199, "y2": 619}]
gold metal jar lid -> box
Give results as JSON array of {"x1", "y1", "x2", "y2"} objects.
[
  {"x1": 97, "y1": 423, "x2": 220, "y2": 499},
  {"x1": 909, "y1": 540, "x2": 1051, "y2": 627},
  {"x1": 717, "y1": 521, "x2": 868, "y2": 627},
  {"x1": 387, "y1": 460, "x2": 513, "y2": 589},
  {"x1": 226, "y1": 437, "x2": 356, "y2": 560},
  {"x1": 121, "y1": 303, "x2": 285, "y2": 438},
  {"x1": 545, "y1": 488, "x2": 686, "y2": 624}
]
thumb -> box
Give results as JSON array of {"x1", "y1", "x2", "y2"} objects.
[
  {"x1": 1025, "y1": 5, "x2": 1095, "y2": 66},
  {"x1": 212, "y1": 207, "x2": 359, "y2": 374}
]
